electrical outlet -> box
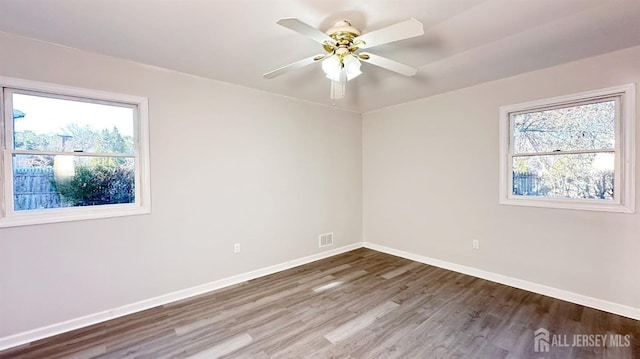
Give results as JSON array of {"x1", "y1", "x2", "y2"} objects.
[
  {"x1": 472, "y1": 240, "x2": 480, "y2": 250},
  {"x1": 234, "y1": 243, "x2": 241, "y2": 253}
]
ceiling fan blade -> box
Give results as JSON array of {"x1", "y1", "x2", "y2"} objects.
[
  {"x1": 276, "y1": 18, "x2": 334, "y2": 45},
  {"x1": 359, "y1": 53, "x2": 418, "y2": 76},
  {"x1": 355, "y1": 18, "x2": 424, "y2": 49},
  {"x1": 263, "y1": 54, "x2": 326, "y2": 79}
]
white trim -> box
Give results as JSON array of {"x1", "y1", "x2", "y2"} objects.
[
  {"x1": 0, "y1": 242, "x2": 363, "y2": 351},
  {"x1": 0, "y1": 76, "x2": 146, "y2": 105},
  {"x1": 498, "y1": 84, "x2": 636, "y2": 213},
  {"x1": 0, "y1": 76, "x2": 151, "y2": 227},
  {"x1": 363, "y1": 242, "x2": 640, "y2": 321},
  {"x1": 2, "y1": 241, "x2": 638, "y2": 351},
  {"x1": 0, "y1": 90, "x2": 8, "y2": 219},
  {"x1": 0, "y1": 204, "x2": 150, "y2": 227}
]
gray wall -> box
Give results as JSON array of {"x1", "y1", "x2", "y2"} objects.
[
  {"x1": 0, "y1": 32, "x2": 363, "y2": 337},
  {"x1": 363, "y1": 45, "x2": 640, "y2": 311},
  {"x1": 1, "y1": 30, "x2": 639, "y2": 341}
]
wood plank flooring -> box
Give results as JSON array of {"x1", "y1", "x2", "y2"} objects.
[{"x1": 1, "y1": 248, "x2": 638, "y2": 358}]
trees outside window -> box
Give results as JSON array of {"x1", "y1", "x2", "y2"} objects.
[
  {"x1": 1, "y1": 76, "x2": 150, "y2": 227},
  {"x1": 499, "y1": 84, "x2": 635, "y2": 213}
]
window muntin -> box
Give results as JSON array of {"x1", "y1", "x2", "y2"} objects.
[
  {"x1": 1, "y1": 76, "x2": 150, "y2": 227},
  {"x1": 499, "y1": 85, "x2": 635, "y2": 213}
]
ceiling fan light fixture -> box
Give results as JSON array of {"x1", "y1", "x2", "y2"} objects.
[
  {"x1": 343, "y1": 54, "x2": 362, "y2": 81},
  {"x1": 322, "y1": 53, "x2": 361, "y2": 82},
  {"x1": 322, "y1": 55, "x2": 342, "y2": 81},
  {"x1": 265, "y1": 17, "x2": 424, "y2": 102}
]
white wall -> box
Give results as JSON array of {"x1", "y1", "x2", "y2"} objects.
[
  {"x1": 363, "y1": 45, "x2": 640, "y2": 311},
  {"x1": 0, "y1": 32, "x2": 362, "y2": 338}
]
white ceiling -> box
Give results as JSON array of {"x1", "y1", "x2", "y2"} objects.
[{"x1": 0, "y1": 0, "x2": 639, "y2": 113}]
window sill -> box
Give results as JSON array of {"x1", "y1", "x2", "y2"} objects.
[
  {"x1": 0, "y1": 204, "x2": 151, "y2": 228},
  {"x1": 499, "y1": 196, "x2": 634, "y2": 213}
]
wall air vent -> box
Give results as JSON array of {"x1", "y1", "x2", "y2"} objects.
[{"x1": 319, "y1": 232, "x2": 334, "y2": 248}]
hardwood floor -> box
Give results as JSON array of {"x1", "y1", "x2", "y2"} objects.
[{"x1": 1, "y1": 248, "x2": 638, "y2": 358}]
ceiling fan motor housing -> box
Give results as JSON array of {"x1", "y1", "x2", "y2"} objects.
[{"x1": 323, "y1": 20, "x2": 362, "y2": 54}]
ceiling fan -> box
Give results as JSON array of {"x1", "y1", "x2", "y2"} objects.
[{"x1": 263, "y1": 17, "x2": 424, "y2": 101}]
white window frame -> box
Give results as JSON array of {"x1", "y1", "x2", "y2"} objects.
[
  {"x1": 499, "y1": 84, "x2": 635, "y2": 213},
  {"x1": 0, "y1": 76, "x2": 151, "y2": 227}
]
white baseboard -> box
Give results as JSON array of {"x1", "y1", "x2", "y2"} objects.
[
  {"x1": 0, "y1": 242, "x2": 363, "y2": 351},
  {"x1": 363, "y1": 242, "x2": 640, "y2": 321},
  {"x1": 3, "y1": 241, "x2": 638, "y2": 351}
]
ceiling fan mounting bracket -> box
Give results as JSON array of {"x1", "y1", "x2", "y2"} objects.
[{"x1": 325, "y1": 20, "x2": 361, "y2": 37}]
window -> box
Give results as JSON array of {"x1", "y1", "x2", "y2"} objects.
[
  {"x1": 1, "y1": 76, "x2": 150, "y2": 227},
  {"x1": 499, "y1": 84, "x2": 635, "y2": 212}
]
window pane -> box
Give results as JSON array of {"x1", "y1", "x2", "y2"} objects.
[
  {"x1": 12, "y1": 93, "x2": 135, "y2": 154},
  {"x1": 512, "y1": 153, "x2": 614, "y2": 200},
  {"x1": 512, "y1": 100, "x2": 615, "y2": 154},
  {"x1": 13, "y1": 154, "x2": 135, "y2": 211}
]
